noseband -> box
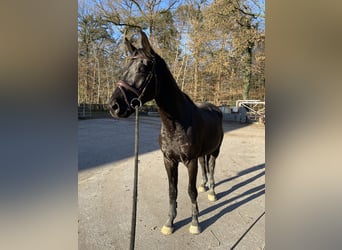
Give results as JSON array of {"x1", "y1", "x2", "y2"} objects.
[{"x1": 116, "y1": 55, "x2": 157, "y2": 109}]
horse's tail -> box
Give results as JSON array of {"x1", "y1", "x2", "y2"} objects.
[{"x1": 216, "y1": 108, "x2": 223, "y2": 120}]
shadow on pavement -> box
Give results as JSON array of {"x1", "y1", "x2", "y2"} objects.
[
  {"x1": 215, "y1": 163, "x2": 265, "y2": 188},
  {"x1": 78, "y1": 116, "x2": 251, "y2": 171},
  {"x1": 173, "y1": 163, "x2": 265, "y2": 233}
]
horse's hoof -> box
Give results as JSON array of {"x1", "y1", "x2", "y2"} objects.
[
  {"x1": 189, "y1": 225, "x2": 201, "y2": 235},
  {"x1": 198, "y1": 185, "x2": 206, "y2": 193},
  {"x1": 161, "y1": 225, "x2": 173, "y2": 235},
  {"x1": 208, "y1": 193, "x2": 217, "y2": 202}
]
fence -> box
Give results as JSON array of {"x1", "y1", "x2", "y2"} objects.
[{"x1": 220, "y1": 100, "x2": 265, "y2": 123}]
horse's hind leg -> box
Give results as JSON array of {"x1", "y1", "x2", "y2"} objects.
[
  {"x1": 161, "y1": 157, "x2": 178, "y2": 235},
  {"x1": 187, "y1": 159, "x2": 201, "y2": 234},
  {"x1": 198, "y1": 156, "x2": 208, "y2": 193},
  {"x1": 207, "y1": 152, "x2": 219, "y2": 202}
]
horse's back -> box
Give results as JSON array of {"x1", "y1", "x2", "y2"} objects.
[{"x1": 196, "y1": 102, "x2": 223, "y2": 121}]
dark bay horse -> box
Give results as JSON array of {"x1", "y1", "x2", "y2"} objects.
[{"x1": 108, "y1": 31, "x2": 223, "y2": 235}]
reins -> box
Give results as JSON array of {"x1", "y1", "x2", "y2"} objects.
[
  {"x1": 125, "y1": 54, "x2": 157, "y2": 250},
  {"x1": 130, "y1": 100, "x2": 141, "y2": 250}
]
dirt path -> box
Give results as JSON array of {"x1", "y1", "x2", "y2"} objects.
[{"x1": 78, "y1": 117, "x2": 265, "y2": 249}]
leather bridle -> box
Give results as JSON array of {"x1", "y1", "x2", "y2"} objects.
[{"x1": 116, "y1": 55, "x2": 157, "y2": 109}]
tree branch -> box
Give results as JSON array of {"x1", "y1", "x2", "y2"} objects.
[
  {"x1": 227, "y1": 0, "x2": 264, "y2": 19},
  {"x1": 130, "y1": 0, "x2": 148, "y2": 18},
  {"x1": 234, "y1": 5, "x2": 257, "y2": 18},
  {"x1": 104, "y1": 18, "x2": 142, "y2": 30},
  {"x1": 160, "y1": 0, "x2": 178, "y2": 14}
]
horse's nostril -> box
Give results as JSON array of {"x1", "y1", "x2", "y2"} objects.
[{"x1": 112, "y1": 102, "x2": 120, "y2": 112}]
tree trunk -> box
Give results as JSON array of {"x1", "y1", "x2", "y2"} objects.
[{"x1": 242, "y1": 45, "x2": 252, "y2": 100}]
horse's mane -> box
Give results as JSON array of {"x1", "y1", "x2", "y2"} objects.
[{"x1": 153, "y1": 53, "x2": 196, "y2": 106}]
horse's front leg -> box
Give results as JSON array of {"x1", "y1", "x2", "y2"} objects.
[
  {"x1": 187, "y1": 159, "x2": 201, "y2": 234},
  {"x1": 161, "y1": 157, "x2": 178, "y2": 235}
]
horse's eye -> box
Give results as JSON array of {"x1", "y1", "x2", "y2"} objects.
[{"x1": 138, "y1": 65, "x2": 147, "y2": 73}]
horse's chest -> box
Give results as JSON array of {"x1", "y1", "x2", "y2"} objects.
[{"x1": 159, "y1": 126, "x2": 193, "y2": 163}]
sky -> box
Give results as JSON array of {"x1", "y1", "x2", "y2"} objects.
[{"x1": 79, "y1": 0, "x2": 265, "y2": 41}]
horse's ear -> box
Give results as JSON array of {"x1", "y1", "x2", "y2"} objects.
[
  {"x1": 140, "y1": 31, "x2": 154, "y2": 56},
  {"x1": 125, "y1": 38, "x2": 137, "y2": 55}
]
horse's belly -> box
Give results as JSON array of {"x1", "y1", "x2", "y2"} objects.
[{"x1": 196, "y1": 130, "x2": 223, "y2": 156}]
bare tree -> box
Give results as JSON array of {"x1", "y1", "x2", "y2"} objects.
[{"x1": 78, "y1": 0, "x2": 265, "y2": 106}]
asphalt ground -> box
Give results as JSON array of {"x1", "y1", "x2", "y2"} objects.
[{"x1": 78, "y1": 116, "x2": 265, "y2": 250}]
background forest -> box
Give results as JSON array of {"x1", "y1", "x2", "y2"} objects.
[{"x1": 78, "y1": 0, "x2": 265, "y2": 107}]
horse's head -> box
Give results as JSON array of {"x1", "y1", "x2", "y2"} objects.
[{"x1": 108, "y1": 31, "x2": 157, "y2": 118}]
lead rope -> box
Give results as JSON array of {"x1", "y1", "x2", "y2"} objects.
[{"x1": 130, "y1": 99, "x2": 142, "y2": 250}]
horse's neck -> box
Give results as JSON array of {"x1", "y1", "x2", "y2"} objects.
[{"x1": 154, "y1": 62, "x2": 193, "y2": 123}]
